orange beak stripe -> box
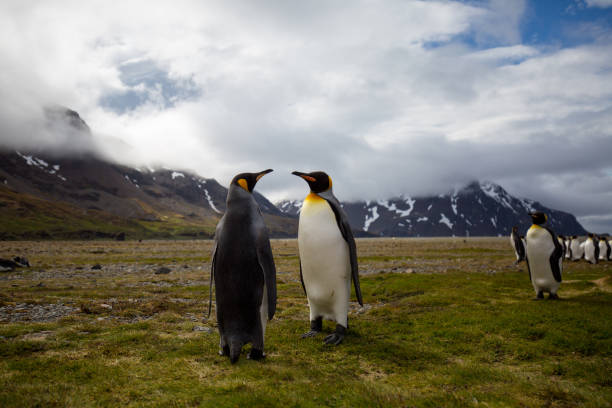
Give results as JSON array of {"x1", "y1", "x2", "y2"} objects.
[{"x1": 301, "y1": 175, "x2": 317, "y2": 182}]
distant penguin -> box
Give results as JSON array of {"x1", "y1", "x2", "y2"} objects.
[
  {"x1": 510, "y1": 226, "x2": 525, "y2": 265},
  {"x1": 525, "y1": 212, "x2": 563, "y2": 300},
  {"x1": 570, "y1": 236, "x2": 584, "y2": 261},
  {"x1": 564, "y1": 236, "x2": 572, "y2": 260},
  {"x1": 598, "y1": 236, "x2": 610, "y2": 261},
  {"x1": 584, "y1": 233, "x2": 599, "y2": 264},
  {"x1": 292, "y1": 170, "x2": 363, "y2": 345},
  {"x1": 557, "y1": 234, "x2": 567, "y2": 260},
  {"x1": 209, "y1": 169, "x2": 277, "y2": 363}
]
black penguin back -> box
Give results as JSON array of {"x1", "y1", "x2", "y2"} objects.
[{"x1": 214, "y1": 187, "x2": 266, "y2": 349}]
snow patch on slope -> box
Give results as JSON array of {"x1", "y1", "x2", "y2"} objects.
[
  {"x1": 204, "y1": 189, "x2": 221, "y2": 213},
  {"x1": 439, "y1": 213, "x2": 453, "y2": 229},
  {"x1": 363, "y1": 206, "x2": 379, "y2": 231}
]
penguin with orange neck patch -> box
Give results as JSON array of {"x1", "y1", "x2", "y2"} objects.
[
  {"x1": 209, "y1": 169, "x2": 277, "y2": 363},
  {"x1": 525, "y1": 211, "x2": 563, "y2": 300},
  {"x1": 292, "y1": 171, "x2": 362, "y2": 345}
]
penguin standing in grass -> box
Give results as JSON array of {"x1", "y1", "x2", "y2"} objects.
[
  {"x1": 557, "y1": 234, "x2": 567, "y2": 259},
  {"x1": 525, "y1": 212, "x2": 563, "y2": 300},
  {"x1": 598, "y1": 236, "x2": 610, "y2": 261},
  {"x1": 209, "y1": 169, "x2": 277, "y2": 364},
  {"x1": 570, "y1": 236, "x2": 584, "y2": 261},
  {"x1": 564, "y1": 236, "x2": 572, "y2": 260},
  {"x1": 510, "y1": 226, "x2": 525, "y2": 265},
  {"x1": 584, "y1": 233, "x2": 599, "y2": 264},
  {"x1": 292, "y1": 170, "x2": 363, "y2": 345}
]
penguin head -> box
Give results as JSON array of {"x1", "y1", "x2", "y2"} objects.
[
  {"x1": 291, "y1": 171, "x2": 332, "y2": 194},
  {"x1": 529, "y1": 211, "x2": 547, "y2": 225},
  {"x1": 231, "y1": 169, "x2": 273, "y2": 193}
]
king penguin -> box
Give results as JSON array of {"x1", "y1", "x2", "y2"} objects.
[
  {"x1": 510, "y1": 226, "x2": 525, "y2": 265},
  {"x1": 584, "y1": 233, "x2": 599, "y2": 264},
  {"x1": 292, "y1": 170, "x2": 363, "y2": 345},
  {"x1": 525, "y1": 212, "x2": 563, "y2": 300},
  {"x1": 209, "y1": 169, "x2": 277, "y2": 364},
  {"x1": 557, "y1": 234, "x2": 567, "y2": 259},
  {"x1": 570, "y1": 235, "x2": 584, "y2": 261},
  {"x1": 564, "y1": 236, "x2": 572, "y2": 260},
  {"x1": 600, "y1": 236, "x2": 611, "y2": 261}
]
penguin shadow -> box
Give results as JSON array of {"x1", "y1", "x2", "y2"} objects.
[{"x1": 297, "y1": 321, "x2": 441, "y2": 370}]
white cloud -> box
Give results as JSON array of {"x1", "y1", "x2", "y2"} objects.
[
  {"x1": 586, "y1": 0, "x2": 612, "y2": 8},
  {"x1": 0, "y1": 0, "x2": 611, "y2": 231}
]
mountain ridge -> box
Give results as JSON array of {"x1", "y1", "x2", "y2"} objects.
[
  {"x1": 0, "y1": 148, "x2": 297, "y2": 240},
  {"x1": 276, "y1": 180, "x2": 587, "y2": 237}
]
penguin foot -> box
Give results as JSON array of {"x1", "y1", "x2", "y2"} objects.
[
  {"x1": 548, "y1": 293, "x2": 559, "y2": 300},
  {"x1": 301, "y1": 330, "x2": 321, "y2": 338},
  {"x1": 532, "y1": 291, "x2": 544, "y2": 301},
  {"x1": 247, "y1": 349, "x2": 266, "y2": 361},
  {"x1": 219, "y1": 345, "x2": 230, "y2": 356},
  {"x1": 323, "y1": 324, "x2": 347, "y2": 346},
  {"x1": 302, "y1": 317, "x2": 322, "y2": 338}
]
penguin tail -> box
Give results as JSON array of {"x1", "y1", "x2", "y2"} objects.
[{"x1": 229, "y1": 339, "x2": 242, "y2": 364}]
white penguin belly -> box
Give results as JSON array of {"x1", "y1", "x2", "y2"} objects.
[
  {"x1": 598, "y1": 242, "x2": 607, "y2": 260},
  {"x1": 298, "y1": 197, "x2": 350, "y2": 325},
  {"x1": 585, "y1": 240, "x2": 596, "y2": 263},
  {"x1": 526, "y1": 226, "x2": 560, "y2": 293},
  {"x1": 570, "y1": 241, "x2": 583, "y2": 260}
]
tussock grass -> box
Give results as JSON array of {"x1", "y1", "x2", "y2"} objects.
[{"x1": 0, "y1": 238, "x2": 610, "y2": 407}]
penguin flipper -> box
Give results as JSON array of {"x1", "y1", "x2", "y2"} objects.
[
  {"x1": 208, "y1": 241, "x2": 217, "y2": 319},
  {"x1": 544, "y1": 227, "x2": 563, "y2": 283},
  {"x1": 321, "y1": 194, "x2": 363, "y2": 306},
  {"x1": 514, "y1": 234, "x2": 525, "y2": 261},
  {"x1": 256, "y1": 230, "x2": 277, "y2": 320},
  {"x1": 298, "y1": 261, "x2": 307, "y2": 296}
]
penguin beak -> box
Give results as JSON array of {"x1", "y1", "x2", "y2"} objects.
[
  {"x1": 291, "y1": 171, "x2": 316, "y2": 183},
  {"x1": 256, "y1": 169, "x2": 273, "y2": 181}
]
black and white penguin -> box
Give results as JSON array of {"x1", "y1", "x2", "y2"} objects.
[
  {"x1": 209, "y1": 169, "x2": 277, "y2": 363},
  {"x1": 584, "y1": 233, "x2": 599, "y2": 264},
  {"x1": 570, "y1": 235, "x2": 584, "y2": 261},
  {"x1": 292, "y1": 170, "x2": 363, "y2": 345},
  {"x1": 525, "y1": 212, "x2": 563, "y2": 300},
  {"x1": 557, "y1": 234, "x2": 567, "y2": 260},
  {"x1": 598, "y1": 236, "x2": 610, "y2": 261},
  {"x1": 564, "y1": 236, "x2": 572, "y2": 260},
  {"x1": 510, "y1": 226, "x2": 525, "y2": 265}
]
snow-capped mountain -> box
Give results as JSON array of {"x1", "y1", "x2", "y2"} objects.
[
  {"x1": 276, "y1": 181, "x2": 586, "y2": 237},
  {"x1": 0, "y1": 107, "x2": 294, "y2": 239}
]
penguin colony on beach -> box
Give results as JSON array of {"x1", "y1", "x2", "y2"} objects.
[{"x1": 209, "y1": 169, "x2": 609, "y2": 363}]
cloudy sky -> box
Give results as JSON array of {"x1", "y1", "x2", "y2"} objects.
[{"x1": 1, "y1": 0, "x2": 611, "y2": 231}]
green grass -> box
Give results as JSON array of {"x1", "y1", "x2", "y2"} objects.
[
  {"x1": 0, "y1": 238, "x2": 610, "y2": 407},
  {"x1": 0, "y1": 188, "x2": 217, "y2": 240}
]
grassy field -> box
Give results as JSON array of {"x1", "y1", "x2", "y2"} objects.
[{"x1": 0, "y1": 237, "x2": 610, "y2": 407}]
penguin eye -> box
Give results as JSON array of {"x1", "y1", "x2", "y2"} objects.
[{"x1": 237, "y1": 178, "x2": 249, "y2": 191}]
